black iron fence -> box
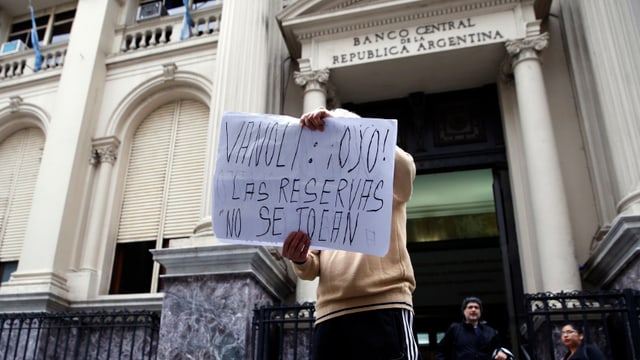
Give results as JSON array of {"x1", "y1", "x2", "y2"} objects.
[
  {"x1": 253, "y1": 290, "x2": 640, "y2": 360},
  {"x1": 0, "y1": 310, "x2": 160, "y2": 360},
  {"x1": 252, "y1": 302, "x2": 315, "y2": 360},
  {"x1": 2, "y1": 291, "x2": 635, "y2": 359},
  {"x1": 520, "y1": 289, "x2": 640, "y2": 360}
]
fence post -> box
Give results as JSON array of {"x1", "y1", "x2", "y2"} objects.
[{"x1": 624, "y1": 289, "x2": 640, "y2": 359}]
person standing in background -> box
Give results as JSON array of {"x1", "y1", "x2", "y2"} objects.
[
  {"x1": 435, "y1": 296, "x2": 512, "y2": 360},
  {"x1": 560, "y1": 322, "x2": 605, "y2": 360}
]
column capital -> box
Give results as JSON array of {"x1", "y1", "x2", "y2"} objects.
[
  {"x1": 293, "y1": 59, "x2": 340, "y2": 111},
  {"x1": 91, "y1": 136, "x2": 121, "y2": 166},
  {"x1": 505, "y1": 33, "x2": 549, "y2": 68},
  {"x1": 293, "y1": 68, "x2": 330, "y2": 88}
]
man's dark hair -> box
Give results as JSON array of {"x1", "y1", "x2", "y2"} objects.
[{"x1": 461, "y1": 296, "x2": 483, "y2": 312}]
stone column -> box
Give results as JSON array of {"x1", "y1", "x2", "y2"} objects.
[
  {"x1": 289, "y1": 61, "x2": 330, "y2": 303},
  {"x1": 505, "y1": 33, "x2": 581, "y2": 292},
  {"x1": 574, "y1": 0, "x2": 640, "y2": 215},
  {"x1": 0, "y1": 0, "x2": 119, "y2": 310},
  {"x1": 197, "y1": 0, "x2": 278, "y2": 236},
  {"x1": 562, "y1": 0, "x2": 640, "y2": 288},
  {"x1": 73, "y1": 136, "x2": 120, "y2": 297}
]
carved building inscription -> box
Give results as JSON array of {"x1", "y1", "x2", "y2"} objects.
[{"x1": 317, "y1": 11, "x2": 519, "y2": 68}]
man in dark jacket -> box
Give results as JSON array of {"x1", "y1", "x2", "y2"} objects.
[{"x1": 435, "y1": 297, "x2": 512, "y2": 360}]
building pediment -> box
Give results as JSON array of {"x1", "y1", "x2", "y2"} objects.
[{"x1": 278, "y1": 0, "x2": 548, "y2": 60}]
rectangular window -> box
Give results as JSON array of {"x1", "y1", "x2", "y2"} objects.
[
  {"x1": 0, "y1": 261, "x2": 18, "y2": 284},
  {"x1": 109, "y1": 240, "x2": 170, "y2": 295},
  {"x1": 141, "y1": 0, "x2": 219, "y2": 16},
  {"x1": 6, "y1": 5, "x2": 75, "y2": 47},
  {"x1": 51, "y1": 9, "x2": 75, "y2": 44},
  {"x1": 7, "y1": 16, "x2": 46, "y2": 49},
  {"x1": 417, "y1": 332, "x2": 430, "y2": 345},
  {"x1": 109, "y1": 241, "x2": 156, "y2": 294},
  {"x1": 406, "y1": 169, "x2": 497, "y2": 243}
]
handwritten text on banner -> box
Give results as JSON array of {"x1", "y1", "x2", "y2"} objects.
[{"x1": 212, "y1": 112, "x2": 398, "y2": 256}]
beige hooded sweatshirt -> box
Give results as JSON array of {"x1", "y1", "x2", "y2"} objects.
[{"x1": 292, "y1": 146, "x2": 417, "y2": 324}]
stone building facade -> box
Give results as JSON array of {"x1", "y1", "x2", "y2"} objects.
[{"x1": 0, "y1": 0, "x2": 638, "y2": 358}]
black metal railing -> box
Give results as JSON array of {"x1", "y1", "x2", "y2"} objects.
[
  {"x1": 0, "y1": 310, "x2": 160, "y2": 360},
  {"x1": 252, "y1": 302, "x2": 315, "y2": 360},
  {"x1": 520, "y1": 289, "x2": 640, "y2": 360},
  {"x1": 254, "y1": 290, "x2": 640, "y2": 360}
]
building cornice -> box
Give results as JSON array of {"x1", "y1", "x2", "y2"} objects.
[
  {"x1": 582, "y1": 215, "x2": 640, "y2": 288},
  {"x1": 296, "y1": 0, "x2": 521, "y2": 41},
  {"x1": 278, "y1": 0, "x2": 534, "y2": 59},
  {"x1": 151, "y1": 245, "x2": 295, "y2": 301}
]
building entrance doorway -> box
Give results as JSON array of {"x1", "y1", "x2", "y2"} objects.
[{"x1": 343, "y1": 84, "x2": 523, "y2": 359}]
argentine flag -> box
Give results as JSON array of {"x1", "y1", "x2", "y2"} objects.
[
  {"x1": 180, "y1": 0, "x2": 193, "y2": 40},
  {"x1": 30, "y1": 6, "x2": 42, "y2": 72}
]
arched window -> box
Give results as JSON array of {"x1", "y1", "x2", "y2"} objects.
[
  {"x1": 0, "y1": 127, "x2": 44, "y2": 283},
  {"x1": 110, "y1": 99, "x2": 209, "y2": 294}
]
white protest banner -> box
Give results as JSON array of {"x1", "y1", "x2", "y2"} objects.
[{"x1": 211, "y1": 112, "x2": 397, "y2": 256}]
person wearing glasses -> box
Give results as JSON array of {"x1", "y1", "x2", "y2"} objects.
[
  {"x1": 560, "y1": 322, "x2": 605, "y2": 360},
  {"x1": 435, "y1": 296, "x2": 512, "y2": 360}
]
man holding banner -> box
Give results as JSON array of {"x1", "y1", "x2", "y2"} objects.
[{"x1": 281, "y1": 107, "x2": 422, "y2": 360}]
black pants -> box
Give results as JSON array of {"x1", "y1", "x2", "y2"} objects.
[{"x1": 311, "y1": 308, "x2": 422, "y2": 360}]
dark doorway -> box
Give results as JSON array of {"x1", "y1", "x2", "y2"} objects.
[{"x1": 343, "y1": 84, "x2": 522, "y2": 359}]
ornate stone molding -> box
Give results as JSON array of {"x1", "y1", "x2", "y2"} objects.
[
  {"x1": 297, "y1": 0, "x2": 520, "y2": 41},
  {"x1": 162, "y1": 63, "x2": 178, "y2": 81},
  {"x1": 293, "y1": 59, "x2": 339, "y2": 107},
  {"x1": 9, "y1": 96, "x2": 23, "y2": 112},
  {"x1": 293, "y1": 68, "x2": 330, "y2": 88},
  {"x1": 505, "y1": 33, "x2": 549, "y2": 68},
  {"x1": 293, "y1": 67, "x2": 340, "y2": 108},
  {"x1": 90, "y1": 136, "x2": 121, "y2": 166},
  {"x1": 150, "y1": 245, "x2": 295, "y2": 300},
  {"x1": 499, "y1": 54, "x2": 515, "y2": 83}
]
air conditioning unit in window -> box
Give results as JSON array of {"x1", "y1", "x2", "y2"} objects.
[
  {"x1": 0, "y1": 39, "x2": 28, "y2": 55},
  {"x1": 137, "y1": 1, "x2": 167, "y2": 21}
]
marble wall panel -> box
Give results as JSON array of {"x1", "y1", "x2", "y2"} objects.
[
  {"x1": 158, "y1": 274, "x2": 275, "y2": 360},
  {"x1": 610, "y1": 256, "x2": 640, "y2": 290}
]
